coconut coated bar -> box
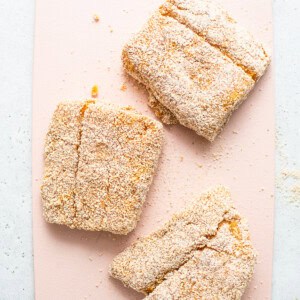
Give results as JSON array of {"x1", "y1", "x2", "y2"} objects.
[
  {"x1": 110, "y1": 186, "x2": 256, "y2": 299},
  {"x1": 122, "y1": 0, "x2": 270, "y2": 141},
  {"x1": 41, "y1": 101, "x2": 164, "y2": 234}
]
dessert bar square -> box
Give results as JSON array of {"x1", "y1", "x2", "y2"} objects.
[
  {"x1": 110, "y1": 186, "x2": 256, "y2": 299},
  {"x1": 122, "y1": 0, "x2": 270, "y2": 141},
  {"x1": 41, "y1": 101, "x2": 164, "y2": 234}
]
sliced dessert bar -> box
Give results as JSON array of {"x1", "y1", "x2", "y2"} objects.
[
  {"x1": 110, "y1": 186, "x2": 256, "y2": 298},
  {"x1": 41, "y1": 101, "x2": 164, "y2": 234},
  {"x1": 123, "y1": 0, "x2": 270, "y2": 141}
]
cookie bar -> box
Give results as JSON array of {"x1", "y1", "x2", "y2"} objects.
[
  {"x1": 110, "y1": 186, "x2": 256, "y2": 298},
  {"x1": 41, "y1": 101, "x2": 164, "y2": 234},
  {"x1": 122, "y1": 0, "x2": 270, "y2": 141}
]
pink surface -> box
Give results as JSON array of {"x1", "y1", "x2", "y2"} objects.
[{"x1": 32, "y1": 0, "x2": 274, "y2": 299}]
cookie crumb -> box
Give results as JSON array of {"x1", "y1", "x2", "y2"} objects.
[
  {"x1": 93, "y1": 14, "x2": 100, "y2": 23},
  {"x1": 120, "y1": 83, "x2": 127, "y2": 92},
  {"x1": 91, "y1": 85, "x2": 98, "y2": 98}
]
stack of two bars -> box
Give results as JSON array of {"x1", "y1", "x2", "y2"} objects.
[
  {"x1": 41, "y1": 0, "x2": 270, "y2": 299},
  {"x1": 123, "y1": 0, "x2": 270, "y2": 141},
  {"x1": 41, "y1": 101, "x2": 164, "y2": 234}
]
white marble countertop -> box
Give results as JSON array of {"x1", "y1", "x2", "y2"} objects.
[
  {"x1": 273, "y1": 0, "x2": 300, "y2": 298},
  {"x1": 0, "y1": 0, "x2": 299, "y2": 298}
]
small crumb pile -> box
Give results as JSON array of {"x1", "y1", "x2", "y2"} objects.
[{"x1": 277, "y1": 170, "x2": 300, "y2": 207}]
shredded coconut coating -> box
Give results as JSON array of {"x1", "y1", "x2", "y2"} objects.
[
  {"x1": 160, "y1": 0, "x2": 270, "y2": 80},
  {"x1": 41, "y1": 101, "x2": 164, "y2": 234},
  {"x1": 110, "y1": 186, "x2": 256, "y2": 299},
  {"x1": 148, "y1": 93, "x2": 178, "y2": 125},
  {"x1": 41, "y1": 101, "x2": 84, "y2": 226},
  {"x1": 122, "y1": 0, "x2": 270, "y2": 141}
]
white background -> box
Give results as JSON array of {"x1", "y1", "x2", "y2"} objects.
[{"x1": 0, "y1": 0, "x2": 299, "y2": 298}]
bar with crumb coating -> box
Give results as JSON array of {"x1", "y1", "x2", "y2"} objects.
[
  {"x1": 41, "y1": 101, "x2": 164, "y2": 234},
  {"x1": 122, "y1": 0, "x2": 270, "y2": 141},
  {"x1": 110, "y1": 186, "x2": 256, "y2": 299}
]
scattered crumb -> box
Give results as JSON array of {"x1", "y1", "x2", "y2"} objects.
[
  {"x1": 291, "y1": 185, "x2": 300, "y2": 205},
  {"x1": 120, "y1": 83, "x2": 127, "y2": 92},
  {"x1": 277, "y1": 169, "x2": 300, "y2": 207},
  {"x1": 281, "y1": 170, "x2": 300, "y2": 180},
  {"x1": 96, "y1": 281, "x2": 102, "y2": 288},
  {"x1": 89, "y1": 257, "x2": 93, "y2": 261},
  {"x1": 93, "y1": 14, "x2": 100, "y2": 23},
  {"x1": 108, "y1": 25, "x2": 114, "y2": 33},
  {"x1": 91, "y1": 85, "x2": 98, "y2": 98},
  {"x1": 212, "y1": 152, "x2": 221, "y2": 162}
]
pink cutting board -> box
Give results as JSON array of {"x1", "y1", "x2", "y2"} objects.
[{"x1": 32, "y1": 0, "x2": 274, "y2": 299}]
